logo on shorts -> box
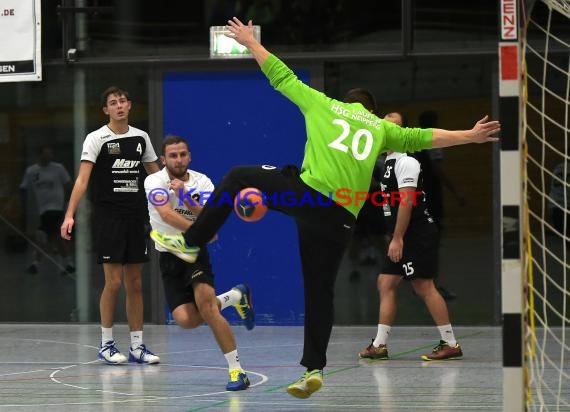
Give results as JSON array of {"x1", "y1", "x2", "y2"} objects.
[
  {"x1": 191, "y1": 270, "x2": 203, "y2": 279},
  {"x1": 107, "y1": 142, "x2": 121, "y2": 155}
]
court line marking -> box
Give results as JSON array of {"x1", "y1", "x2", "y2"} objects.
[{"x1": 0, "y1": 335, "x2": 270, "y2": 407}]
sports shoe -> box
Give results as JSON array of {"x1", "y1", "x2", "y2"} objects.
[
  {"x1": 128, "y1": 344, "x2": 160, "y2": 364},
  {"x1": 358, "y1": 340, "x2": 389, "y2": 359},
  {"x1": 286, "y1": 369, "x2": 323, "y2": 399},
  {"x1": 98, "y1": 340, "x2": 127, "y2": 364},
  {"x1": 226, "y1": 368, "x2": 250, "y2": 391},
  {"x1": 150, "y1": 230, "x2": 199, "y2": 263},
  {"x1": 421, "y1": 340, "x2": 463, "y2": 361},
  {"x1": 232, "y1": 284, "x2": 255, "y2": 330}
]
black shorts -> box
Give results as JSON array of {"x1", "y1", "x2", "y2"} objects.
[
  {"x1": 381, "y1": 230, "x2": 439, "y2": 280},
  {"x1": 94, "y1": 213, "x2": 150, "y2": 264},
  {"x1": 159, "y1": 249, "x2": 215, "y2": 311},
  {"x1": 39, "y1": 210, "x2": 64, "y2": 235}
]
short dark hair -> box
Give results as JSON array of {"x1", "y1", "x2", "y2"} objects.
[
  {"x1": 343, "y1": 88, "x2": 377, "y2": 112},
  {"x1": 101, "y1": 86, "x2": 130, "y2": 108},
  {"x1": 162, "y1": 135, "x2": 189, "y2": 154}
]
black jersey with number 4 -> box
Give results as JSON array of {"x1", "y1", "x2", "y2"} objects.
[
  {"x1": 81, "y1": 125, "x2": 158, "y2": 216},
  {"x1": 380, "y1": 152, "x2": 436, "y2": 236}
]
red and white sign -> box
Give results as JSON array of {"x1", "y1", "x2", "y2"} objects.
[
  {"x1": 501, "y1": 0, "x2": 518, "y2": 40},
  {"x1": 499, "y1": 43, "x2": 519, "y2": 96}
]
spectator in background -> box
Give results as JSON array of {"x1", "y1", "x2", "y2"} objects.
[{"x1": 20, "y1": 145, "x2": 74, "y2": 276}]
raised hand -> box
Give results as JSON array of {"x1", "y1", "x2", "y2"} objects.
[
  {"x1": 225, "y1": 17, "x2": 254, "y2": 47},
  {"x1": 469, "y1": 115, "x2": 501, "y2": 143}
]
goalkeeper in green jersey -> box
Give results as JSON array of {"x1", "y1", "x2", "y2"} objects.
[{"x1": 150, "y1": 17, "x2": 501, "y2": 399}]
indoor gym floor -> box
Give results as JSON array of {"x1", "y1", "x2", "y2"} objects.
[{"x1": 0, "y1": 324, "x2": 507, "y2": 411}]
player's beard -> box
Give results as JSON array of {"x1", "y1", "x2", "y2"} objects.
[{"x1": 167, "y1": 165, "x2": 188, "y2": 180}]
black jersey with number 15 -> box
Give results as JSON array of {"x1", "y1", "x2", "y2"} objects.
[{"x1": 380, "y1": 152, "x2": 436, "y2": 236}]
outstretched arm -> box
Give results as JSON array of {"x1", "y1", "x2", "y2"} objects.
[
  {"x1": 432, "y1": 115, "x2": 500, "y2": 148},
  {"x1": 225, "y1": 17, "x2": 270, "y2": 67}
]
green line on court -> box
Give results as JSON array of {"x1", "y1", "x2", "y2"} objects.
[
  {"x1": 267, "y1": 330, "x2": 485, "y2": 394},
  {"x1": 265, "y1": 365, "x2": 358, "y2": 393},
  {"x1": 197, "y1": 330, "x2": 487, "y2": 404},
  {"x1": 187, "y1": 400, "x2": 230, "y2": 412},
  {"x1": 368, "y1": 330, "x2": 485, "y2": 360}
]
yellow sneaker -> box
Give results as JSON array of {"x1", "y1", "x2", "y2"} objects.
[
  {"x1": 150, "y1": 230, "x2": 199, "y2": 263},
  {"x1": 286, "y1": 369, "x2": 323, "y2": 399}
]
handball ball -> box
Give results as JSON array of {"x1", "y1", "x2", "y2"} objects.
[{"x1": 234, "y1": 187, "x2": 267, "y2": 222}]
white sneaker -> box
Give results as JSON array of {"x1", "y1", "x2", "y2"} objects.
[
  {"x1": 128, "y1": 344, "x2": 160, "y2": 364},
  {"x1": 98, "y1": 340, "x2": 127, "y2": 364}
]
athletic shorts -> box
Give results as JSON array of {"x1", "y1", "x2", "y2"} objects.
[
  {"x1": 94, "y1": 213, "x2": 150, "y2": 264},
  {"x1": 159, "y1": 249, "x2": 215, "y2": 311},
  {"x1": 381, "y1": 231, "x2": 439, "y2": 280},
  {"x1": 39, "y1": 210, "x2": 64, "y2": 235}
]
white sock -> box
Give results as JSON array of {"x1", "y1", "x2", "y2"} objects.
[
  {"x1": 101, "y1": 327, "x2": 113, "y2": 345},
  {"x1": 130, "y1": 331, "x2": 143, "y2": 349},
  {"x1": 373, "y1": 324, "x2": 391, "y2": 347},
  {"x1": 224, "y1": 349, "x2": 242, "y2": 370},
  {"x1": 217, "y1": 289, "x2": 241, "y2": 311},
  {"x1": 437, "y1": 324, "x2": 457, "y2": 347}
]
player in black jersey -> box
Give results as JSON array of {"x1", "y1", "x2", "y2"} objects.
[
  {"x1": 358, "y1": 112, "x2": 463, "y2": 361},
  {"x1": 61, "y1": 87, "x2": 161, "y2": 364}
]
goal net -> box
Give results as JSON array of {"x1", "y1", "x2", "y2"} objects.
[{"x1": 522, "y1": 0, "x2": 570, "y2": 410}]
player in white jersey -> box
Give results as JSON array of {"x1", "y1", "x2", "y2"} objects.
[
  {"x1": 358, "y1": 112, "x2": 462, "y2": 361},
  {"x1": 145, "y1": 135, "x2": 254, "y2": 391},
  {"x1": 61, "y1": 87, "x2": 160, "y2": 365},
  {"x1": 20, "y1": 145, "x2": 74, "y2": 275}
]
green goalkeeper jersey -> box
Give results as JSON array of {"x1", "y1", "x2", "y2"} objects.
[{"x1": 261, "y1": 54, "x2": 434, "y2": 218}]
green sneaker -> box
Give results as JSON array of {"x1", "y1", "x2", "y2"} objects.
[
  {"x1": 150, "y1": 230, "x2": 200, "y2": 263},
  {"x1": 286, "y1": 369, "x2": 323, "y2": 399}
]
